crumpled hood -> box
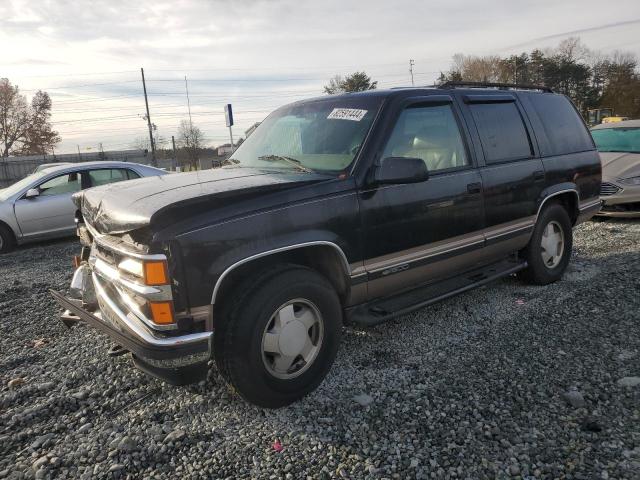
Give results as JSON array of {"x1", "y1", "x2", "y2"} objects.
[
  {"x1": 74, "y1": 168, "x2": 329, "y2": 234},
  {"x1": 599, "y1": 151, "x2": 640, "y2": 180}
]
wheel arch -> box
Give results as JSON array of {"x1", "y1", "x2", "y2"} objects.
[
  {"x1": 211, "y1": 241, "x2": 352, "y2": 312},
  {"x1": 0, "y1": 218, "x2": 18, "y2": 245},
  {"x1": 536, "y1": 186, "x2": 580, "y2": 225}
]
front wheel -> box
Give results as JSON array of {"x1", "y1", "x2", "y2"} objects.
[
  {"x1": 518, "y1": 202, "x2": 573, "y2": 285},
  {"x1": 0, "y1": 224, "x2": 15, "y2": 254},
  {"x1": 214, "y1": 265, "x2": 342, "y2": 408}
]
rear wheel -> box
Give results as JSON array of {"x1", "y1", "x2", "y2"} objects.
[
  {"x1": 518, "y1": 202, "x2": 572, "y2": 285},
  {"x1": 214, "y1": 265, "x2": 342, "y2": 408},
  {"x1": 0, "y1": 224, "x2": 15, "y2": 254}
]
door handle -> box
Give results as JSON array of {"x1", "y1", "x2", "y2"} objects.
[
  {"x1": 533, "y1": 170, "x2": 545, "y2": 181},
  {"x1": 467, "y1": 182, "x2": 481, "y2": 194}
]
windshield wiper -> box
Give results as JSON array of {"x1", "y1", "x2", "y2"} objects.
[{"x1": 258, "y1": 155, "x2": 313, "y2": 173}]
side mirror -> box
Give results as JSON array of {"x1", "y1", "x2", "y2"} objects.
[
  {"x1": 25, "y1": 188, "x2": 40, "y2": 199},
  {"x1": 374, "y1": 157, "x2": 429, "y2": 185}
]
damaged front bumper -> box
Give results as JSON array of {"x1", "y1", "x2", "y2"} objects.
[{"x1": 51, "y1": 266, "x2": 212, "y2": 385}]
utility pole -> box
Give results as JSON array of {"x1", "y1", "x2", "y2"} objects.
[
  {"x1": 77, "y1": 145, "x2": 81, "y2": 161},
  {"x1": 141, "y1": 67, "x2": 157, "y2": 166},
  {"x1": 171, "y1": 135, "x2": 177, "y2": 171},
  {"x1": 185, "y1": 76, "x2": 193, "y2": 129},
  {"x1": 409, "y1": 59, "x2": 415, "y2": 86}
]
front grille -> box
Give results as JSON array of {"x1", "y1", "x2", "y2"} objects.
[{"x1": 600, "y1": 182, "x2": 622, "y2": 196}]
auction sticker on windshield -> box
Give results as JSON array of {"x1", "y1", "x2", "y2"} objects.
[{"x1": 327, "y1": 108, "x2": 368, "y2": 121}]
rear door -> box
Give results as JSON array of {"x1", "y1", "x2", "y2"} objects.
[
  {"x1": 358, "y1": 96, "x2": 486, "y2": 299},
  {"x1": 457, "y1": 93, "x2": 545, "y2": 252},
  {"x1": 14, "y1": 171, "x2": 85, "y2": 239}
]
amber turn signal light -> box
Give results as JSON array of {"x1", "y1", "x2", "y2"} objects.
[
  {"x1": 143, "y1": 261, "x2": 169, "y2": 286},
  {"x1": 149, "y1": 301, "x2": 175, "y2": 324}
]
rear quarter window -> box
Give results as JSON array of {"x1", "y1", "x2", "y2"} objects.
[{"x1": 525, "y1": 93, "x2": 594, "y2": 156}]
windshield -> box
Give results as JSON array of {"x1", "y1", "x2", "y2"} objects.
[
  {"x1": 0, "y1": 170, "x2": 48, "y2": 201},
  {"x1": 591, "y1": 127, "x2": 640, "y2": 153},
  {"x1": 228, "y1": 96, "x2": 383, "y2": 174}
]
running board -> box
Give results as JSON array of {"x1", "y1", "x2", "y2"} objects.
[{"x1": 347, "y1": 258, "x2": 526, "y2": 326}]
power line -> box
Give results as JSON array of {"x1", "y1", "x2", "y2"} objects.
[{"x1": 20, "y1": 80, "x2": 139, "y2": 92}]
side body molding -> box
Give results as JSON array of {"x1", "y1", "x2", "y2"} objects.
[{"x1": 210, "y1": 241, "x2": 351, "y2": 305}]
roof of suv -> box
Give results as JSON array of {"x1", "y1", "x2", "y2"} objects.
[{"x1": 305, "y1": 83, "x2": 556, "y2": 103}]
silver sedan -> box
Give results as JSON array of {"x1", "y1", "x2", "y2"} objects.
[{"x1": 0, "y1": 161, "x2": 166, "y2": 253}]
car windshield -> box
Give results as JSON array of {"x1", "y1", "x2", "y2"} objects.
[
  {"x1": 226, "y1": 96, "x2": 383, "y2": 174},
  {"x1": 0, "y1": 170, "x2": 48, "y2": 201},
  {"x1": 591, "y1": 127, "x2": 640, "y2": 153}
]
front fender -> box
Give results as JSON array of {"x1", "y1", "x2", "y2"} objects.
[{"x1": 175, "y1": 192, "x2": 362, "y2": 308}]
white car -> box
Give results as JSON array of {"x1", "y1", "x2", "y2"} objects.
[{"x1": 0, "y1": 161, "x2": 166, "y2": 252}]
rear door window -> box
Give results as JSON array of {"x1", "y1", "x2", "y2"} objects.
[
  {"x1": 88, "y1": 168, "x2": 130, "y2": 187},
  {"x1": 526, "y1": 94, "x2": 594, "y2": 156},
  {"x1": 469, "y1": 102, "x2": 533, "y2": 164}
]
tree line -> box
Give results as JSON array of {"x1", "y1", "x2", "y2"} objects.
[
  {"x1": 325, "y1": 38, "x2": 639, "y2": 120},
  {"x1": 438, "y1": 37, "x2": 640, "y2": 118}
]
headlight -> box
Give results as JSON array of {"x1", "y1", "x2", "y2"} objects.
[
  {"x1": 620, "y1": 176, "x2": 640, "y2": 186},
  {"x1": 118, "y1": 258, "x2": 169, "y2": 285},
  {"x1": 118, "y1": 258, "x2": 144, "y2": 277}
]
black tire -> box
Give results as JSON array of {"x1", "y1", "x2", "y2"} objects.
[
  {"x1": 0, "y1": 223, "x2": 15, "y2": 254},
  {"x1": 214, "y1": 264, "x2": 342, "y2": 408},
  {"x1": 518, "y1": 202, "x2": 573, "y2": 285}
]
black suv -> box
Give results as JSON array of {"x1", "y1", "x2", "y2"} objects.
[{"x1": 53, "y1": 82, "x2": 602, "y2": 407}]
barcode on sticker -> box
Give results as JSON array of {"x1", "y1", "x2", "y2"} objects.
[{"x1": 327, "y1": 108, "x2": 368, "y2": 121}]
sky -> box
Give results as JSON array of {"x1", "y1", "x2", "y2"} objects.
[{"x1": 1, "y1": 0, "x2": 640, "y2": 154}]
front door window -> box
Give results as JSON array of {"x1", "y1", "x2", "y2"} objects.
[{"x1": 382, "y1": 104, "x2": 469, "y2": 172}]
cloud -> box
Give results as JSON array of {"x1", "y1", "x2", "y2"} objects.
[{"x1": 503, "y1": 18, "x2": 640, "y2": 51}]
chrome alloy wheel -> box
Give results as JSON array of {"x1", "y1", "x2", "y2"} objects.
[
  {"x1": 540, "y1": 220, "x2": 565, "y2": 268},
  {"x1": 261, "y1": 299, "x2": 324, "y2": 380}
]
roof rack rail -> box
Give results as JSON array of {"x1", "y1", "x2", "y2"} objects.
[{"x1": 438, "y1": 81, "x2": 553, "y2": 93}]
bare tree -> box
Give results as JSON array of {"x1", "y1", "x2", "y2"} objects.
[
  {"x1": 0, "y1": 79, "x2": 60, "y2": 157},
  {"x1": 442, "y1": 54, "x2": 507, "y2": 83},
  {"x1": 177, "y1": 120, "x2": 204, "y2": 169},
  {"x1": 131, "y1": 136, "x2": 151, "y2": 151}
]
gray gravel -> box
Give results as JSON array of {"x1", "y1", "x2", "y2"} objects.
[{"x1": 1, "y1": 219, "x2": 639, "y2": 479}]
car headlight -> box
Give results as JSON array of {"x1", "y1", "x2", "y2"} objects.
[
  {"x1": 620, "y1": 176, "x2": 640, "y2": 186},
  {"x1": 118, "y1": 258, "x2": 169, "y2": 285}
]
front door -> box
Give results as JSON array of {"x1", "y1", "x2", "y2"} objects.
[
  {"x1": 14, "y1": 171, "x2": 83, "y2": 239},
  {"x1": 358, "y1": 97, "x2": 486, "y2": 299}
]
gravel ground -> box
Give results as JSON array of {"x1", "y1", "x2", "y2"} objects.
[{"x1": 1, "y1": 219, "x2": 639, "y2": 480}]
